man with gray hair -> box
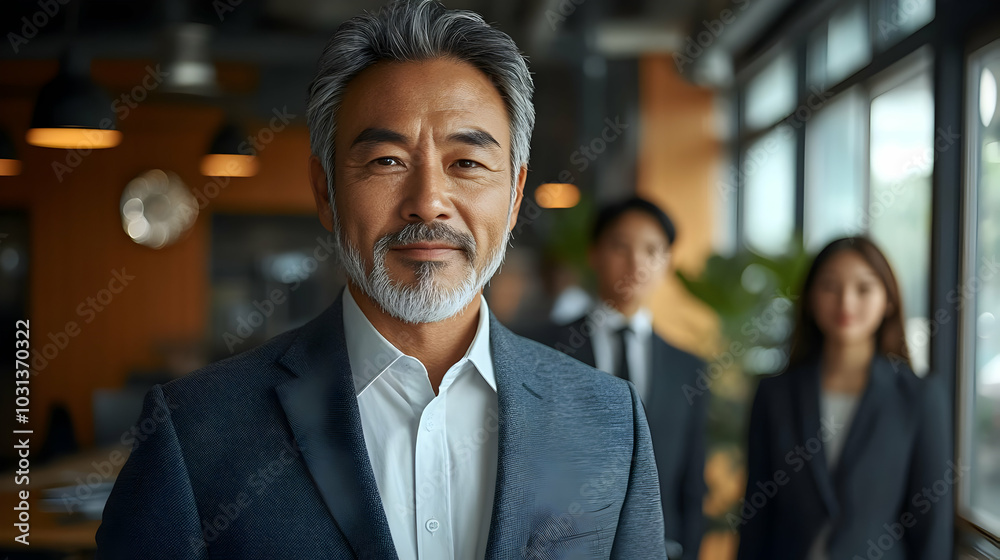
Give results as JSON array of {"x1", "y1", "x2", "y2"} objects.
[{"x1": 97, "y1": 2, "x2": 666, "y2": 558}]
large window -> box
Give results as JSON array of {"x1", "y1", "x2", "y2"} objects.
[
  {"x1": 804, "y1": 89, "x2": 866, "y2": 250},
  {"x1": 868, "y1": 62, "x2": 934, "y2": 374},
  {"x1": 809, "y1": 1, "x2": 871, "y2": 88},
  {"x1": 744, "y1": 126, "x2": 797, "y2": 255},
  {"x1": 741, "y1": 49, "x2": 798, "y2": 256},
  {"x1": 873, "y1": 0, "x2": 934, "y2": 50},
  {"x1": 744, "y1": 52, "x2": 797, "y2": 132},
  {"x1": 961, "y1": 38, "x2": 1000, "y2": 539}
]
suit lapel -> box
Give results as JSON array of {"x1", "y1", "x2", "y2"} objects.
[
  {"x1": 831, "y1": 354, "x2": 892, "y2": 487},
  {"x1": 793, "y1": 361, "x2": 840, "y2": 518},
  {"x1": 485, "y1": 315, "x2": 548, "y2": 559},
  {"x1": 275, "y1": 295, "x2": 396, "y2": 558}
]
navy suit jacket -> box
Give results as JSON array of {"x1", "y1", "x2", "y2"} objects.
[
  {"x1": 537, "y1": 317, "x2": 707, "y2": 560},
  {"x1": 736, "y1": 354, "x2": 953, "y2": 560},
  {"x1": 96, "y1": 295, "x2": 667, "y2": 559}
]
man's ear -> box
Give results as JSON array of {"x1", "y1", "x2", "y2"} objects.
[
  {"x1": 507, "y1": 165, "x2": 528, "y2": 233},
  {"x1": 309, "y1": 155, "x2": 335, "y2": 232}
]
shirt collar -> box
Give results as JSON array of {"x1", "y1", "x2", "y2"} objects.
[
  {"x1": 342, "y1": 287, "x2": 496, "y2": 396},
  {"x1": 591, "y1": 300, "x2": 653, "y2": 337}
]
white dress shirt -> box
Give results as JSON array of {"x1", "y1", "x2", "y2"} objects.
[
  {"x1": 343, "y1": 288, "x2": 498, "y2": 560},
  {"x1": 588, "y1": 303, "x2": 654, "y2": 402}
]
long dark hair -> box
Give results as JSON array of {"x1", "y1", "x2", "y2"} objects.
[{"x1": 788, "y1": 237, "x2": 911, "y2": 370}]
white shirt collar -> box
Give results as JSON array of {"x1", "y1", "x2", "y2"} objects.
[
  {"x1": 342, "y1": 287, "x2": 496, "y2": 396},
  {"x1": 591, "y1": 300, "x2": 653, "y2": 337}
]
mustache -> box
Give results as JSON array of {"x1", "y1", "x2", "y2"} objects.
[{"x1": 375, "y1": 222, "x2": 476, "y2": 260}]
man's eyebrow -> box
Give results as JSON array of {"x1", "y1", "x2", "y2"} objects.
[
  {"x1": 350, "y1": 127, "x2": 408, "y2": 148},
  {"x1": 446, "y1": 129, "x2": 502, "y2": 150}
]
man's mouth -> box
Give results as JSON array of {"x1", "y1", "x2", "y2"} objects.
[{"x1": 390, "y1": 242, "x2": 464, "y2": 260}]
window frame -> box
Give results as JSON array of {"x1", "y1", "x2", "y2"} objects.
[{"x1": 958, "y1": 33, "x2": 1000, "y2": 548}]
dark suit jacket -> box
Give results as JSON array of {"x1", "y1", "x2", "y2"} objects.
[
  {"x1": 96, "y1": 295, "x2": 667, "y2": 559},
  {"x1": 537, "y1": 317, "x2": 707, "y2": 560},
  {"x1": 736, "y1": 354, "x2": 953, "y2": 560}
]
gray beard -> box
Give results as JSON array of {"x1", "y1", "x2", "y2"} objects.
[{"x1": 332, "y1": 211, "x2": 509, "y2": 324}]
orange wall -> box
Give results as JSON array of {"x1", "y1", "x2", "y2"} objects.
[
  {"x1": 637, "y1": 54, "x2": 722, "y2": 357},
  {"x1": 0, "y1": 60, "x2": 316, "y2": 447}
]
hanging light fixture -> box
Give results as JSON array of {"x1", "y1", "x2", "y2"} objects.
[
  {"x1": 0, "y1": 128, "x2": 22, "y2": 176},
  {"x1": 25, "y1": 50, "x2": 121, "y2": 150},
  {"x1": 200, "y1": 121, "x2": 258, "y2": 177},
  {"x1": 160, "y1": 23, "x2": 219, "y2": 97}
]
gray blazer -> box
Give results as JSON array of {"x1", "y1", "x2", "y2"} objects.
[
  {"x1": 537, "y1": 317, "x2": 707, "y2": 560},
  {"x1": 96, "y1": 294, "x2": 667, "y2": 559}
]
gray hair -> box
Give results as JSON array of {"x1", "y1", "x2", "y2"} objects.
[{"x1": 306, "y1": 0, "x2": 535, "y2": 208}]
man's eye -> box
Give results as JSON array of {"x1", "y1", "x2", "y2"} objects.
[
  {"x1": 373, "y1": 157, "x2": 400, "y2": 166},
  {"x1": 456, "y1": 159, "x2": 480, "y2": 169}
]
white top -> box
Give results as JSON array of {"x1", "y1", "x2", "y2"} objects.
[
  {"x1": 588, "y1": 302, "x2": 653, "y2": 402},
  {"x1": 819, "y1": 391, "x2": 860, "y2": 470},
  {"x1": 806, "y1": 390, "x2": 861, "y2": 560},
  {"x1": 343, "y1": 288, "x2": 498, "y2": 560}
]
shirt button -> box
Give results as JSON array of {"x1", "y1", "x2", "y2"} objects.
[
  {"x1": 426, "y1": 419, "x2": 436, "y2": 430},
  {"x1": 425, "y1": 518, "x2": 440, "y2": 533}
]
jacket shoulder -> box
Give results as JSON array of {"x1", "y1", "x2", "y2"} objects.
[
  {"x1": 506, "y1": 329, "x2": 634, "y2": 401},
  {"x1": 156, "y1": 325, "x2": 302, "y2": 413}
]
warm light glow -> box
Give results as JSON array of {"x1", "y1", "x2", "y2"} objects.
[
  {"x1": 26, "y1": 127, "x2": 122, "y2": 149},
  {"x1": 535, "y1": 183, "x2": 580, "y2": 209},
  {"x1": 0, "y1": 159, "x2": 21, "y2": 176},
  {"x1": 200, "y1": 154, "x2": 259, "y2": 177}
]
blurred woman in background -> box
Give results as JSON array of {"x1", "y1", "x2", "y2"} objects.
[{"x1": 737, "y1": 237, "x2": 952, "y2": 560}]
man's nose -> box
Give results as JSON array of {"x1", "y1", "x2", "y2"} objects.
[{"x1": 399, "y1": 163, "x2": 451, "y2": 223}]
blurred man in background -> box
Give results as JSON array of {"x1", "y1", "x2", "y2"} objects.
[{"x1": 539, "y1": 197, "x2": 707, "y2": 560}]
